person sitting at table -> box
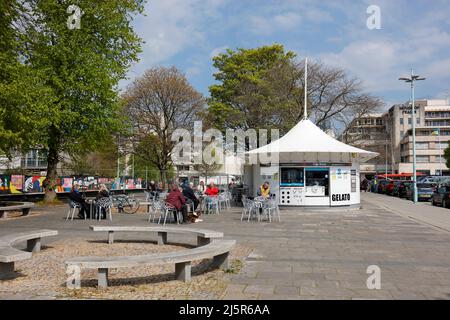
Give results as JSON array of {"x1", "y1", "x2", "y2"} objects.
[
  {"x1": 69, "y1": 183, "x2": 90, "y2": 219},
  {"x1": 147, "y1": 180, "x2": 158, "y2": 199},
  {"x1": 258, "y1": 181, "x2": 271, "y2": 199},
  {"x1": 182, "y1": 182, "x2": 203, "y2": 222},
  {"x1": 166, "y1": 183, "x2": 189, "y2": 224},
  {"x1": 197, "y1": 180, "x2": 206, "y2": 194},
  {"x1": 95, "y1": 184, "x2": 110, "y2": 219},
  {"x1": 205, "y1": 182, "x2": 219, "y2": 197}
]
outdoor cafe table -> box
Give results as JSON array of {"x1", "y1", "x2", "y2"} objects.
[{"x1": 85, "y1": 197, "x2": 96, "y2": 219}]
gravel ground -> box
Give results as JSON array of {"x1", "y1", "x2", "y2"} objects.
[{"x1": 0, "y1": 238, "x2": 251, "y2": 300}]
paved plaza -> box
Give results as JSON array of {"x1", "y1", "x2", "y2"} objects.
[{"x1": 1, "y1": 193, "x2": 450, "y2": 300}]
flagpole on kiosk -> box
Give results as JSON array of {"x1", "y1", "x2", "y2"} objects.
[{"x1": 304, "y1": 57, "x2": 308, "y2": 120}]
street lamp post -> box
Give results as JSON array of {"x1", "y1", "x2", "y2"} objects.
[{"x1": 399, "y1": 69, "x2": 426, "y2": 204}]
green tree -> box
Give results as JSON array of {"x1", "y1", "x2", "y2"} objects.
[
  {"x1": 206, "y1": 44, "x2": 382, "y2": 135},
  {"x1": 0, "y1": 0, "x2": 49, "y2": 155},
  {"x1": 1, "y1": 1, "x2": 145, "y2": 201},
  {"x1": 207, "y1": 44, "x2": 299, "y2": 133},
  {"x1": 444, "y1": 144, "x2": 450, "y2": 170}
]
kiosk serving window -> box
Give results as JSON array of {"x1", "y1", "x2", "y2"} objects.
[
  {"x1": 305, "y1": 168, "x2": 329, "y2": 196},
  {"x1": 280, "y1": 168, "x2": 304, "y2": 186}
]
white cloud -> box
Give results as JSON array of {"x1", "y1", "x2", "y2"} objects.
[
  {"x1": 248, "y1": 12, "x2": 302, "y2": 35},
  {"x1": 209, "y1": 45, "x2": 229, "y2": 58}
]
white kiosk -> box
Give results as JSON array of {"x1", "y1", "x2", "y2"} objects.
[{"x1": 244, "y1": 119, "x2": 378, "y2": 207}]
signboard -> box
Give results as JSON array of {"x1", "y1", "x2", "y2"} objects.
[
  {"x1": 351, "y1": 169, "x2": 357, "y2": 192},
  {"x1": 330, "y1": 167, "x2": 352, "y2": 206}
]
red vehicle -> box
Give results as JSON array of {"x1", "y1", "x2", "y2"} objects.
[{"x1": 385, "y1": 180, "x2": 401, "y2": 195}]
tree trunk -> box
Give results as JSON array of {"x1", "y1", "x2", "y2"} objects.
[
  {"x1": 43, "y1": 127, "x2": 60, "y2": 203},
  {"x1": 160, "y1": 169, "x2": 167, "y2": 190}
]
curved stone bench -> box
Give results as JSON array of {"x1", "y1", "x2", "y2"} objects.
[
  {"x1": 0, "y1": 229, "x2": 58, "y2": 277},
  {"x1": 66, "y1": 226, "x2": 235, "y2": 289},
  {"x1": 89, "y1": 225, "x2": 224, "y2": 247},
  {"x1": 0, "y1": 202, "x2": 35, "y2": 219}
]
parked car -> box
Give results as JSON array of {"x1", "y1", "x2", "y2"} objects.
[
  {"x1": 431, "y1": 185, "x2": 450, "y2": 208},
  {"x1": 406, "y1": 182, "x2": 436, "y2": 201},
  {"x1": 395, "y1": 181, "x2": 412, "y2": 198},
  {"x1": 377, "y1": 180, "x2": 390, "y2": 194},
  {"x1": 418, "y1": 176, "x2": 449, "y2": 184}
]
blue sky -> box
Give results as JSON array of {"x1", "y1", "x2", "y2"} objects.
[{"x1": 121, "y1": 0, "x2": 450, "y2": 110}]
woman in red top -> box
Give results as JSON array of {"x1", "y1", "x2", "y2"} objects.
[{"x1": 205, "y1": 182, "x2": 219, "y2": 196}]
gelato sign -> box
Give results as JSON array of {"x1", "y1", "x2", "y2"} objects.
[{"x1": 330, "y1": 167, "x2": 352, "y2": 206}]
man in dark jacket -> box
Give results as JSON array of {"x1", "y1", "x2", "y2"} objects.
[
  {"x1": 166, "y1": 183, "x2": 188, "y2": 223},
  {"x1": 69, "y1": 183, "x2": 90, "y2": 219},
  {"x1": 182, "y1": 182, "x2": 199, "y2": 211}
]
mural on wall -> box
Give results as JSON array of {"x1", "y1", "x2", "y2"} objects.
[
  {"x1": 0, "y1": 174, "x2": 144, "y2": 194},
  {"x1": 10, "y1": 175, "x2": 23, "y2": 193},
  {"x1": 0, "y1": 175, "x2": 10, "y2": 194},
  {"x1": 24, "y1": 176, "x2": 45, "y2": 193},
  {"x1": 62, "y1": 177, "x2": 73, "y2": 192}
]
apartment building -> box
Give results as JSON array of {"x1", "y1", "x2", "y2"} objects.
[
  {"x1": 341, "y1": 113, "x2": 389, "y2": 177},
  {"x1": 342, "y1": 99, "x2": 450, "y2": 177}
]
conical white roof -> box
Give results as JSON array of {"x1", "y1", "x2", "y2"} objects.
[{"x1": 248, "y1": 119, "x2": 378, "y2": 162}]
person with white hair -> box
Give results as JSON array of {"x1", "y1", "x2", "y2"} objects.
[{"x1": 95, "y1": 184, "x2": 110, "y2": 219}]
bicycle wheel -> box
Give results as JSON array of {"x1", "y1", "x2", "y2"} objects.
[{"x1": 121, "y1": 197, "x2": 140, "y2": 214}]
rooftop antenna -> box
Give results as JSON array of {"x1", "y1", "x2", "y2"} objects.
[{"x1": 303, "y1": 57, "x2": 308, "y2": 120}]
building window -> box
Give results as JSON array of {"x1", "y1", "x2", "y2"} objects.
[
  {"x1": 177, "y1": 165, "x2": 190, "y2": 171},
  {"x1": 400, "y1": 118, "x2": 403, "y2": 125},
  {"x1": 416, "y1": 156, "x2": 429, "y2": 163},
  {"x1": 408, "y1": 118, "x2": 412, "y2": 125},
  {"x1": 416, "y1": 117, "x2": 420, "y2": 124},
  {"x1": 21, "y1": 149, "x2": 47, "y2": 168},
  {"x1": 436, "y1": 142, "x2": 448, "y2": 150},
  {"x1": 415, "y1": 142, "x2": 428, "y2": 150},
  {"x1": 400, "y1": 131, "x2": 404, "y2": 138}
]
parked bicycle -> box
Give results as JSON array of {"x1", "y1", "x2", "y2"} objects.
[{"x1": 110, "y1": 193, "x2": 140, "y2": 214}]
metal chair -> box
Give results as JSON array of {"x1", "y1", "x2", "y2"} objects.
[
  {"x1": 95, "y1": 197, "x2": 112, "y2": 221},
  {"x1": 241, "y1": 197, "x2": 257, "y2": 222},
  {"x1": 148, "y1": 200, "x2": 163, "y2": 223},
  {"x1": 158, "y1": 203, "x2": 181, "y2": 225},
  {"x1": 205, "y1": 196, "x2": 220, "y2": 214},
  {"x1": 66, "y1": 201, "x2": 83, "y2": 221}
]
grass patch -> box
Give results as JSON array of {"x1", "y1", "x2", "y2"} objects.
[{"x1": 224, "y1": 259, "x2": 243, "y2": 274}]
